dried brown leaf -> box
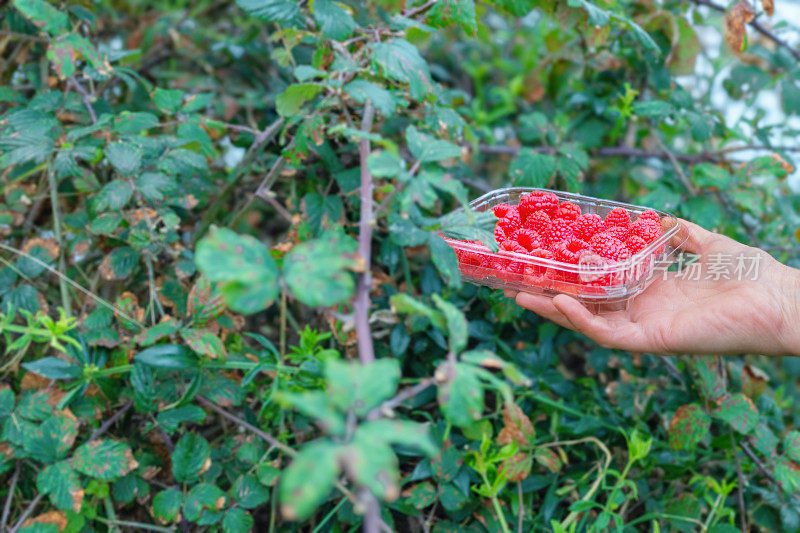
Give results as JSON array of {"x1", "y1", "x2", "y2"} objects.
[
  {"x1": 763, "y1": 0, "x2": 774, "y2": 16},
  {"x1": 497, "y1": 402, "x2": 535, "y2": 448},
  {"x1": 726, "y1": 1, "x2": 755, "y2": 52}
]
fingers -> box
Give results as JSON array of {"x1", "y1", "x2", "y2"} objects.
[
  {"x1": 514, "y1": 292, "x2": 579, "y2": 331},
  {"x1": 551, "y1": 294, "x2": 614, "y2": 345},
  {"x1": 677, "y1": 218, "x2": 721, "y2": 255}
]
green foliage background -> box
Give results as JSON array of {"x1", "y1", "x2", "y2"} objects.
[{"x1": 2, "y1": 0, "x2": 800, "y2": 531}]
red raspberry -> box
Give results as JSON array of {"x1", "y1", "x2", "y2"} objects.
[
  {"x1": 629, "y1": 219, "x2": 661, "y2": 243},
  {"x1": 603, "y1": 207, "x2": 631, "y2": 229},
  {"x1": 499, "y1": 241, "x2": 527, "y2": 279},
  {"x1": 543, "y1": 218, "x2": 575, "y2": 249},
  {"x1": 494, "y1": 225, "x2": 508, "y2": 244},
  {"x1": 523, "y1": 248, "x2": 554, "y2": 279},
  {"x1": 553, "y1": 238, "x2": 589, "y2": 264},
  {"x1": 625, "y1": 235, "x2": 647, "y2": 254},
  {"x1": 497, "y1": 214, "x2": 521, "y2": 236},
  {"x1": 555, "y1": 201, "x2": 581, "y2": 221},
  {"x1": 519, "y1": 191, "x2": 559, "y2": 219},
  {"x1": 637, "y1": 209, "x2": 660, "y2": 225},
  {"x1": 523, "y1": 211, "x2": 552, "y2": 234},
  {"x1": 515, "y1": 228, "x2": 541, "y2": 251},
  {"x1": 573, "y1": 214, "x2": 603, "y2": 241},
  {"x1": 601, "y1": 225, "x2": 629, "y2": 242},
  {"x1": 589, "y1": 233, "x2": 630, "y2": 262},
  {"x1": 499, "y1": 240, "x2": 527, "y2": 254},
  {"x1": 492, "y1": 204, "x2": 514, "y2": 218}
]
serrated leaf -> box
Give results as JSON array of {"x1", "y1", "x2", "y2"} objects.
[
  {"x1": 24, "y1": 413, "x2": 79, "y2": 463},
  {"x1": 136, "y1": 344, "x2": 200, "y2": 369},
  {"x1": 222, "y1": 507, "x2": 254, "y2": 533},
  {"x1": 429, "y1": 234, "x2": 462, "y2": 288},
  {"x1": 104, "y1": 141, "x2": 142, "y2": 175},
  {"x1": 279, "y1": 390, "x2": 346, "y2": 436},
  {"x1": 232, "y1": 474, "x2": 270, "y2": 509},
  {"x1": 156, "y1": 405, "x2": 206, "y2": 434},
  {"x1": 276, "y1": 84, "x2": 322, "y2": 117},
  {"x1": 172, "y1": 433, "x2": 211, "y2": 483},
  {"x1": 153, "y1": 88, "x2": 184, "y2": 113},
  {"x1": 13, "y1": 0, "x2": 68, "y2": 35},
  {"x1": 153, "y1": 489, "x2": 183, "y2": 523},
  {"x1": 406, "y1": 125, "x2": 461, "y2": 163},
  {"x1": 325, "y1": 358, "x2": 400, "y2": 417},
  {"x1": 345, "y1": 80, "x2": 397, "y2": 116},
  {"x1": 96, "y1": 179, "x2": 133, "y2": 210},
  {"x1": 236, "y1": 0, "x2": 302, "y2": 23},
  {"x1": 713, "y1": 393, "x2": 758, "y2": 434},
  {"x1": 279, "y1": 440, "x2": 339, "y2": 521},
  {"x1": 183, "y1": 483, "x2": 226, "y2": 525},
  {"x1": 312, "y1": 0, "x2": 356, "y2": 40},
  {"x1": 509, "y1": 150, "x2": 556, "y2": 187},
  {"x1": 371, "y1": 39, "x2": 432, "y2": 101},
  {"x1": 283, "y1": 231, "x2": 358, "y2": 307},
  {"x1": 72, "y1": 439, "x2": 138, "y2": 481},
  {"x1": 428, "y1": 0, "x2": 477, "y2": 34},
  {"x1": 668, "y1": 403, "x2": 710, "y2": 450},
  {"x1": 437, "y1": 362, "x2": 483, "y2": 427},
  {"x1": 37, "y1": 461, "x2": 83, "y2": 512}
]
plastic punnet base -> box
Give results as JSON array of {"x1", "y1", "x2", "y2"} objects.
[{"x1": 445, "y1": 188, "x2": 689, "y2": 313}]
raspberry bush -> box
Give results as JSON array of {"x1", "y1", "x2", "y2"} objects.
[{"x1": 1, "y1": 0, "x2": 800, "y2": 532}]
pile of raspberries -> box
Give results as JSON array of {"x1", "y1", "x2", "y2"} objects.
[{"x1": 450, "y1": 190, "x2": 663, "y2": 288}]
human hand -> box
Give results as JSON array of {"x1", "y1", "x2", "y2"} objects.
[{"x1": 506, "y1": 220, "x2": 800, "y2": 355}]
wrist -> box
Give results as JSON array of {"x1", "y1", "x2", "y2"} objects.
[{"x1": 778, "y1": 266, "x2": 800, "y2": 356}]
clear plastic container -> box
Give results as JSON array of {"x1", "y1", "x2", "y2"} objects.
[{"x1": 444, "y1": 188, "x2": 689, "y2": 312}]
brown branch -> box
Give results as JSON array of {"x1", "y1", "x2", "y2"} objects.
[
  {"x1": 197, "y1": 396, "x2": 295, "y2": 456},
  {"x1": 0, "y1": 30, "x2": 48, "y2": 43},
  {"x1": 1, "y1": 462, "x2": 20, "y2": 532},
  {"x1": 355, "y1": 101, "x2": 376, "y2": 365},
  {"x1": 69, "y1": 75, "x2": 97, "y2": 124},
  {"x1": 8, "y1": 494, "x2": 42, "y2": 533},
  {"x1": 402, "y1": 0, "x2": 437, "y2": 19},
  {"x1": 691, "y1": 0, "x2": 800, "y2": 62},
  {"x1": 368, "y1": 377, "x2": 436, "y2": 419},
  {"x1": 730, "y1": 431, "x2": 748, "y2": 532},
  {"x1": 89, "y1": 401, "x2": 133, "y2": 442}
]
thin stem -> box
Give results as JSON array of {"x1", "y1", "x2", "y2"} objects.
[
  {"x1": 9, "y1": 493, "x2": 42, "y2": 533},
  {"x1": 89, "y1": 402, "x2": 133, "y2": 442},
  {"x1": 730, "y1": 431, "x2": 748, "y2": 532},
  {"x1": 516, "y1": 482, "x2": 524, "y2": 533},
  {"x1": 354, "y1": 101, "x2": 376, "y2": 364},
  {"x1": 94, "y1": 517, "x2": 176, "y2": 533},
  {"x1": 480, "y1": 471, "x2": 511, "y2": 533},
  {"x1": 1, "y1": 462, "x2": 20, "y2": 531},
  {"x1": 103, "y1": 497, "x2": 121, "y2": 533},
  {"x1": 197, "y1": 396, "x2": 295, "y2": 456},
  {"x1": 47, "y1": 161, "x2": 71, "y2": 316},
  {"x1": 368, "y1": 376, "x2": 435, "y2": 419},
  {"x1": 70, "y1": 75, "x2": 97, "y2": 124},
  {"x1": 313, "y1": 498, "x2": 347, "y2": 533}
]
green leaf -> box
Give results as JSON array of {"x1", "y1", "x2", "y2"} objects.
[
  {"x1": 276, "y1": 84, "x2": 322, "y2": 117},
  {"x1": 283, "y1": 231, "x2": 358, "y2": 307},
  {"x1": 347, "y1": 437, "x2": 399, "y2": 500},
  {"x1": 22, "y1": 357, "x2": 81, "y2": 380},
  {"x1": 156, "y1": 405, "x2": 206, "y2": 434},
  {"x1": 96, "y1": 179, "x2": 133, "y2": 210},
  {"x1": 633, "y1": 100, "x2": 673, "y2": 118},
  {"x1": 136, "y1": 344, "x2": 200, "y2": 369},
  {"x1": 183, "y1": 483, "x2": 226, "y2": 525},
  {"x1": 438, "y1": 362, "x2": 484, "y2": 427},
  {"x1": 113, "y1": 112, "x2": 159, "y2": 134},
  {"x1": 24, "y1": 413, "x2": 78, "y2": 463},
  {"x1": 368, "y1": 150, "x2": 403, "y2": 177},
  {"x1": 222, "y1": 507, "x2": 254, "y2": 533},
  {"x1": 428, "y1": 234, "x2": 462, "y2": 289},
  {"x1": 312, "y1": 0, "x2": 356, "y2": 40},
  {"x1": 431, "y1": 294, "x2": 468, "y2": 353},
  {"x1": 195, "y1": 227, "x2": 280, "y2": 313},
  {"x1": 279, "y1": 390, "x2": 346, "y2": 436},
  {"x1": 72, "y1": 439, "x2": 138, "y2": 481},
  {"x1": 356, "y1": 419, "x2": 438, "y2": 457},
  {"x1": 182, "y1": 328, "x2": 227, "y2": 359},
  {"x1": 13, "y1": 0, "x2": 68, "y2": 35},
  {"x1": 406, "y1": 125, "x2": 461, "y2": 163},
  {"x1": 371, "y1": 39, "x2": 432, "y2": 101},
  {"x1": 279, "y1": 440, "x2": 340, "y2": 521},
  {"x1": 668, "y1": 404, "x2": 710, "y2": 450},
  {"x1": 390, "y1": 293, "x2": 446, "y2": 330},
  {"x1": 325, "y1": 358, "x2": 400, "y2": 417},
  {"x1": 172, "y1": 433, "x2": 211, "y2": 483},
  {"x1": 37, "y1": 461, "x2": 82, "y2": 512},
  {"x1": 345, "y1": 80, "x2": 397, "y2": 116},
  {"x1": 785, "y1": 431, "x2": 800, "y2": 463},
  {"x1": 236, "y1": 0, "x2": 301, "y2": 23},
  {"x1": 428, "y1": 0, "x2": 477, "y2": 34},
  {"x1": 713, "y1": 393, "x2": 758, "y2": 434},
  {"x1": 153, "y1": 489, "x2": 183, "y2": 524},
  {"x1": 153, "y1": 88, "x2": 184, "y2": 113},
  {"x1": 0, "y1": 388, "x2": 15, "y2": 418},
  {"x1": 136, "y1": 172, "x2": 173, "y2": 201},
  {"x1": 104, "y1": 141, "x2": 142, "y2": 175},
  {"x1": 232, "y1": 474, "x2": 270, "y2": 509},
  {"x1": 775, "y1": 458, "x2": 800, "y2": 493}
]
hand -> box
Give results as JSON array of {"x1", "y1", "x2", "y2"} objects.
[{"x1": 506, "y1": 220, "x2": 800, "y2": 355}]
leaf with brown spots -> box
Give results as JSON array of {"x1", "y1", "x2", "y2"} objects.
[
  {"x1": 742, "y1": 364, "x2": 768, "y2": 398},
  {"x1": 762, "y1": 0, "x2": 774, "y2": 16},
  {"x1": 501, "y1": 452, "x2": 532, "y2": 482},
  {"x1": 725, "y1": 1, "x2": 755, "y2": 52},
  {"x1": 71, "y1": 439, "x2": 138, "y2": 481},
  {"x1": 497, "y1": 401, "x2": 535, "y2": 448},
  {"x1": 37, "y1": 461, "x2": 84, "y2": 512},
  {"x1": 22, "y1": 510, "x2": 67, "y2": 532}
]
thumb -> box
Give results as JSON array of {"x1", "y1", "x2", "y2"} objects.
[{"x1": 676, "y1": 218, "x2": 720, "y2": 255}]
